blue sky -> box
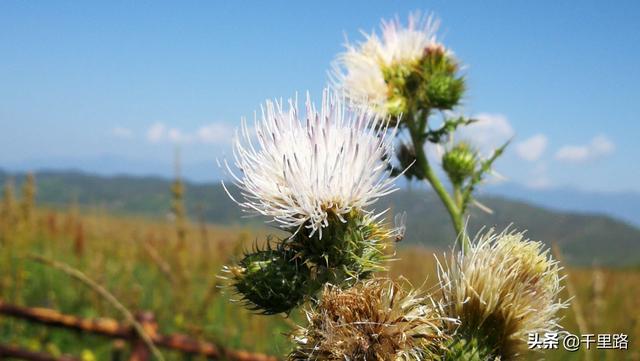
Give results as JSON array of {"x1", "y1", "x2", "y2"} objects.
[{"x1": 1, "y1": 1, "x2": 639, "y2": 192}]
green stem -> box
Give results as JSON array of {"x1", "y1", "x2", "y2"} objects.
[
  {"x1": 453, "y1": 186, "x2": 470, "y2": 251},
  {"x1": 407, "y1": 112, "x2": 466, "y2": 249},
  {"x1": 453, "y1": 185, "x2": 463, "y2": 210}
]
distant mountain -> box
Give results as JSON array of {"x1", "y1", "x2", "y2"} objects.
[
  {"x1": 1, "y1": 169, "x2": 639, "y2": 266},
  {"x1": 6, "y1": 159, "x2": 640, "y2": 227},
  {"x1": 485, "y1": 183, "x2": 640, "y2": 227},
  {"x1": 383, "y1": 190, "x2": 640, "y2": 266},
  {"x1": 3, "y1": 155, "x2": 224, "y2": 182},
  {"x1": 0, "y1": 169, "x2": 241, "y2": 224}
]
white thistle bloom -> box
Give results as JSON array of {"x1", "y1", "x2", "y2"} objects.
[
  {"x1": 331, "y1": 12, "x2": 444, "y2": 116},
  {"x1": 222, "y1": 88, "x2": 397, "y2": 237},
  {"x1": 436, "y1": 228, "x2": 567, "y2": 359}
]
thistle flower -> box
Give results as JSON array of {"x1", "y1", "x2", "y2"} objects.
[
  {"x1": 223, "y1": 88, "x2": 397, "y2": 238},
  {"x1": 332, "y1": 12, "x2": 462, "y2": 117},
  {"x1": 290, "y1": 278, "x2": 452, "y2": 361},
  {"x1": 437, "y1": 229, "x2": 566, "y2": 360}
]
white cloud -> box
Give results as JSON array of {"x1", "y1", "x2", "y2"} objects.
[
  {"x1": 457, "y1": 113, "x2": 514, "y2": 154},
  {"x1": 591, "y1": 135, "x2": 615, "y2": 155},
  {"x1": 196, "y1": 123, "x2": 234, "y2": 144},
  {"x1": 111, "y1": 127, "x2": 133, "y2": 139},
  {"x1": 147, "y1": 123, "x2": 166, "y2": 143},
  {"x1": 555, "y1": 135, "x2": 615, "y2": 162},
  {"x1": 167, "y1": 128, "x2": 192, "y2": 143},
  {"x1": 515, "y1": 134, "x2": 548, "y2": 161},
  {"x1": 555, "y1": 146, "x2": 589, "y2": 162},
  {"x1": 146, "y1": 122, "x2": 234, "y2": 145}
]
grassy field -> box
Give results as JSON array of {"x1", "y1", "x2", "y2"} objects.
[{"x1": 1, "y1": 206, "x2": 638, "y2": 360}]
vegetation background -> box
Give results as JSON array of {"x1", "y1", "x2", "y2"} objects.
[
  {"x1": 1, "y1": 2, "x2": 639, "y2": 360},
  {"x1": 1, "y1": 170, "x2": 638, "y2": 360}
]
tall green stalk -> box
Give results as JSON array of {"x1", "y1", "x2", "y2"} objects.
[{"x1": 405, "y1": 110, "x2": 468, "y2": 250}]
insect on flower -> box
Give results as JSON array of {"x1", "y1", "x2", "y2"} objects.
[{"x1": 394, "y1": 211, "x2": 407, "y2": 242}]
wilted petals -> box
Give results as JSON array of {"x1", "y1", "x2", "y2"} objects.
[{"x1": 289, "y1": 278, "x2": 452, "y2": 361}]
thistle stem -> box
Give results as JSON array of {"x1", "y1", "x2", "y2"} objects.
[
  {"x1": 407, "y1": 113, "x2": 467, "y2": 250},
  {"x1": 453, "y1": 185, "x2": 463, "y2": 209}
]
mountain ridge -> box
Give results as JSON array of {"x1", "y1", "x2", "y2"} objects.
[
  {"x1": 1, "y1": 169, "x2": 638, "y2": 266},
  {"x1": 5, "y1": 159, "x2": 639, "y2": 227}
]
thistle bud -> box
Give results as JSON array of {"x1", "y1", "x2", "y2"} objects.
[
  {"x1": 224, "y1": 246, "x2": 312, "y2": 315},
  {"x1": 442, "y1": 142, "x2": 478, "y2": 185},
  {"x1": 423, "y1": 72, "x2": 464, "y2": 110},
  {"x1": 423, "y1": 43, "x2": 447, "y2": 58},
  {"x1": 382, "y1": 95, "x2": 408, "y2": 120},
  {"x1": 381, "y1": 63, "x2": 413, "y2": 118},
  {"x1": 289, "y1": 211, "x2": 392, "y2": 286},
  {"x1": 418, "y1": 44, "x2": 464, "y2": 110}
]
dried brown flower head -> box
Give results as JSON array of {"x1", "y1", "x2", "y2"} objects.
[{"x1": 289, "y1": 278, "x2": 451, "y2": 361}]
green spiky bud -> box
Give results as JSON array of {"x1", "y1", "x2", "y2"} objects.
[
  {"x1": 226, "y1": 245, "x2": 313, "y2": 315},
  {"x1": 417, "y1": 45, "x2": 464, "y2": 111},
  {"x1": 383, "y1": 95, "x2": 408, "y2": 119},
  {"x1": 442, "y1": 142, "x2": 478, "y2": 186},
  {"x1": 423, "y1": 73, "x2": 464, "y2": 110},
  {"x1": 381, "y1": 63, "x2": 413, "y2": 119},
  {"x1": 379, "y1": 44, "x2": 464, "y2": 122},
  {"x1": 288, "y1": 211, "x2": 391, "y2": 287}
]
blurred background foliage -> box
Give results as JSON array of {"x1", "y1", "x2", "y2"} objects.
[{"x1": 0, "y1": 172, "x2": 639, "y2": 360}]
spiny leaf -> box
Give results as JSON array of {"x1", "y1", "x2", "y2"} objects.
[
  {"x1": 425, "y1": 116, "x2": 477, "y2": 143},
  {"x1": 460, "y1": 139, "x2": 511, "y2": 214}
]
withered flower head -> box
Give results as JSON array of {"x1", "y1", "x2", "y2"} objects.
[{"x1": 290, "y1": 278, "x2": 452, "y2": 361}]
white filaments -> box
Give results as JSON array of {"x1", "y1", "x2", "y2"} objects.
[
  {"x1": 223, "y1": 89, "x2": 397, "y2": 238},
  {"x1": 436, "y1": 229, "x2": 567, "y2": 358},
  {"x1": 331, "y1": 12, "x2": 444, "y2": 115}
]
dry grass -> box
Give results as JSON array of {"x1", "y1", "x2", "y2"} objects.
[
  {"x1": 390, "y1": 246, "x2": 640, "y2": 360},
  {"x1": 1, "y1": 207, "x2": 639, "y2": 360}
]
